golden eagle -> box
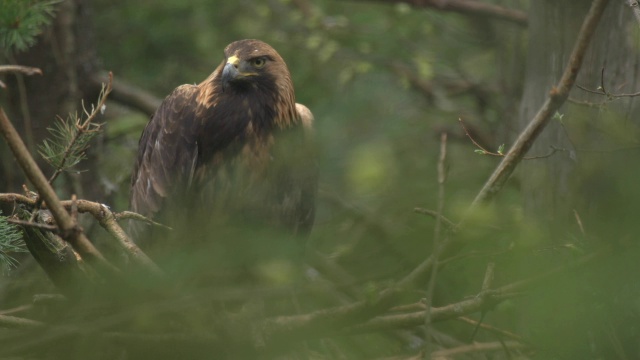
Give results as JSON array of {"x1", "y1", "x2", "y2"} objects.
[{"x1": 129, "y1": 39, "x2": 317, "y2": 251}]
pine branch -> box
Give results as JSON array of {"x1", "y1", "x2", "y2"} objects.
[
  {"x1": 0, "y1": 213, "x2": 28, "y2": 273},
  {"x1": 0, "y1": 0, "x2": 61, "y2": 53},
  {"x1": 0, "y1": 108, "x2": 118, "y2": 276},
  {"x1": 0, "y1": 193, "x2": 163, "y2": 276},
  {"x1": 39, "y1": 72, "x2": 113, "y2": 184}
]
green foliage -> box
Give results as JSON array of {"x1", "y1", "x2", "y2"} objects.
[
  {"x1": 0, "y1": 213, "x2": 27, "y2": 273},
  {"x1": 38, "y1": 85, "x2": 108, "y2": 174},
  {"x1": 0, "y1": 0, "x2": 60, "y2": 53},
  {"x1": 38, "y1": 115, "x2": 101, "y2": 173}
]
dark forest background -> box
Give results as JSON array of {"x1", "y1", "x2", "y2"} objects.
[{"x1": 1, "y1": 0, "x2": 640, "y2": 359}]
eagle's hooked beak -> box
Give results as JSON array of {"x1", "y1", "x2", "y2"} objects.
[{"x1": 222, "y1": 55, "x2": 243, "y2": 91}]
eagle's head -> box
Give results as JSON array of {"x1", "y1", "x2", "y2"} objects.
[
  {"x1": 220, "y1": 39, "x2": 292, "y2": 95},
  {"x1": 197, "y1": 39, "x2": 298, "y2": 129}
]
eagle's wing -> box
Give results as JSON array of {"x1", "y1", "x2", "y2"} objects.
[{"x1": 129, "y1": 85, "x2": 200, "y2": 220}]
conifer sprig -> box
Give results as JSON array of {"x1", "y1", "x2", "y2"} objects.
[
  {"x1": 0, "y1": 213, "x2": 27, "y2": 273},
  {"x1": 38, "y1": 74, "x2": 113, "y2": 183},
  {"x1": 0, "y1": 0, "x2": 60, "y2": 53}
]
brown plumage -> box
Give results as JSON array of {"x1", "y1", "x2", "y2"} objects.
[{"x1": 129, "y1": 39, "x2": 316, "y2": 246}]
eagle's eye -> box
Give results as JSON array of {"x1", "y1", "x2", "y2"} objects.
[{"x1": 250, "y1": 57, "x2": 267, "y2": 69}]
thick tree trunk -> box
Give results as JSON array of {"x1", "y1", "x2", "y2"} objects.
[
  {"x1": 519, "y1": 0, "x2": 640, "y2": 233},
  {"x1": 516, "y1": 1, "x2": 640, "y2": 357},
  {"x1": 2, "y1": 0, "x2": 102, "y2": 198}
]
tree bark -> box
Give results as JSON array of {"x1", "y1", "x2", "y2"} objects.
[
  {"x1": 516, "y1": 1, "x2": 640, "y2": 357},
  {"x1": 2, "y1": 0, "x2": 102, "y2": 198},
  {"x1": 518, "y1": 0, "x2": 640, "y2": 232}
]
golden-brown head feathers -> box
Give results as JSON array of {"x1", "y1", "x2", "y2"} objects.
[{"x1": 196, "y1": 39, "x2": 298, "y2": 129}]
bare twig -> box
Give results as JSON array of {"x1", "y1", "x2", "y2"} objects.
[
  {"x1": 413, "y1": 208, "x2": 456, "y2": 229},
  {"x1": 577, "y1": 84, "x2": 640, "y2": 98},
  {"x1": 456, "y1": 316, "x2": 523, "y2": 341},
  {"x1": 0, "y1": 304, "x2": 33, "y2": 316},
  {"x1": 459, "y1": 118, "x2": 500, "y2": 156},
  {"x1": 481, "y1": 262, "x2": 496, "y2": 291},
  {"x1": 0, "y1": 65, "x2": 43, "y2": 76},
  {"x1": 115, "y1": 210, "x2": 172, "y2": 230},
  {"x1": 468, "y1": 262, "x2": 496, "y2": 341},
  {"x1": 46, "y1": 72, "x2": 113, "y2": 185},
  {"x1": 573, "y1": 209, "x2": 586, "y2": 236},
  {"x1": 0, "y1": 108, "x2": 117, "y2": 275},
  {"x1": 75, "y1": 201, "x2": 162, "y2": 276},
  {"x1": 576, "y1": 65, "x2": 640, "y2": 100},
  {"x1": 431, "y1": 340, "x2": 527, "y2": 358},
  {"x1": 0, "y1": 314, "x2": 45, "y2": 329},
  {"x1": 470, "y1": 0, "x2": 611, "y2": 209},
  {"x1": 423, "y1": 132, "x2": 448, "y2": 358},
  {"x1": 459, "y1": 118, "x2": 566, "y2": 160},
  {"x1": 90, "y1": 72, "x2": 161, "y2": 116},
  {"x1": 6, "y1": 218, "x2": 58, "y2": 232},
  {"x1": 0, "y1": 192, "x2": 161, "y2": 275},
  {"x1": 348, "y1": 248, "x2": 606, "y2": 335}
]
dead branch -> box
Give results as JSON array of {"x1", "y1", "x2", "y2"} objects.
[
  {"x1": 72, "y1": 200, "x2": 162, "y2": 276},
  {"x1": 347, "y1": 248, "x2": 605, "y2": 335},
  {"x1": 413, "y1": 208, "x2": 456, "y2": 230},
  {"x1": 0, "y1": 193, "x2": 162, "y2": 276},
  {"x1": 424, "y1": 132, "x2": 448, "y2": 357},
  {"x1": 431, "y1": 340, "x2": 528, "y2": 358},
  {"x1": 90, "y1": 72, "x2": 162, "y2": 116},
  {"x1": 0, "y1": 314, "x2": 45, "y2": 329},
  {"x1": 456, "y1": 317, "x2": 523, "y2": 341},
  {"x1": 0, "y1": 109, "x2": 118, "y2": 275},
  {"x1": 0, "y1": 65, "x2": 42, "y2": 76},
  {"x1": 6, "y1": 218, "x2": 58, "y2": 232},
  {"x1": 115, "y1": 210, "x2": 172, "y2": 230}
]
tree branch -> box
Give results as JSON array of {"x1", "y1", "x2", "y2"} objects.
[
  {"x1": 347, "y1": 248, "x2": 605, "y2": 335},
  {"x1": 424, "y1": 132, "x2": 447, "y2": 357},
  {"x1": 90, "y1": 72, "x2": 161, "y2": 116},
  {"x1": 0, "y1": 193, "x2": 162, "y2": 276},
  {"x1": 431, "y1": 340, "x2": 528, "y2": 358},
  {"x1": 0, "y1": 65, "x2": 42, "y2": 76},
  {"x1": 469, "y1": 0, "x2": 610, "y2": 209},
  {"x1": 0, "y1": 109, "x2": 118, "y2": 275}
]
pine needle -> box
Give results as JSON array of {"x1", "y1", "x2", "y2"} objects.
[{"x1": 0, "y1": 213, "x2": 27, "y2": 274}]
